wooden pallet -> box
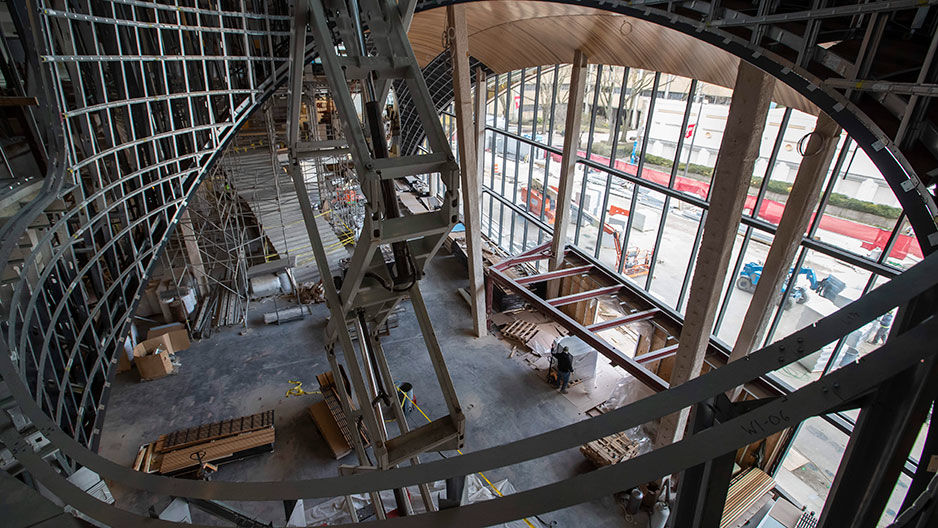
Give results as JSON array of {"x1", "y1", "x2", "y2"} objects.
[
  {"x1": 153, "y1": 410, "x2": 274, "y2": 453},
  {"x1": 580, "y1": 431, "x2": 639, "y2": 467},
  {"x1": 501, "y1": 320, "x2": 539, "y2": 344},
  {"x1": 721, "y1": 467, "x2": 775, "y2": 528}
]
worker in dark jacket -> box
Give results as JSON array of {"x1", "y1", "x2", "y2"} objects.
[
  {"x1": 552, "y1": 345, "x2": 575, "y2": 394},
  {"x1": 873, "y1": 312, "x2": 893, "y2": 344}
]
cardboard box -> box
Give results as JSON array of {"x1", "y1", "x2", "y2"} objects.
[
  {"x1": 146, "y1": 323, "x2": 190, "y2": 353},
  {"x1": 136, "y1": 348, "x2": 173, "y2": 380},
  {"x1": 132, "y1": 334, "x2": 176, "y2": 380},
  {"x1": 133, "y1": 334, "x2": 175, "y2": 357}
]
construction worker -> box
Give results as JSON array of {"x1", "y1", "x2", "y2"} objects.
[
  {"x1": 552, "y1": 345, "x2": 575, "y2": 394},
  {"x1": 873, "y1": 312, "x2": 893, "y2": 344}
]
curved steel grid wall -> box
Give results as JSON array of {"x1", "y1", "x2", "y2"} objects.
[
  {"x1": 395, "y1": 50, "x2": 492, "y2": 156},
  {"x1": 1, "y1": 0, "x2": 291, "y2": 447}
]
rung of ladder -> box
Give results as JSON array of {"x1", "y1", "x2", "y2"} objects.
[{"x1": 370, "y1": 153, "x2": 455, "y2": 180}]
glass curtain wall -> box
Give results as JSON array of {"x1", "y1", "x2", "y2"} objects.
[{"x1": 436, "y1": 64, "x2": 926, "y2": 523}]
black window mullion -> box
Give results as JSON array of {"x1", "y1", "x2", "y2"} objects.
[
  {"x1": 878, "y1": 213, "x2": 906, "y2": 265},
  {"x1": 646, "y1": 79, "x2": 697, "y2": 291},
  {"x1": 523, "y1": 65, "x2": 543, "y2": 252},
  {"x1": 751, "y1": 108, "x2": 793, "y2": 220},
  {"x1": 537, "y1": 65, "x2": 561, "y2": 245},
  {"x1": 510, "y1": 68, "x2": 526, "y2": 253},
  {"x1": 714, "y1": 227, "x2": 753, "y2": 333},
  {"x1": 618, "y1": 71, "x2": 661, "y2": 274},
  {"x1": 573, "y1": 64, "x2": 603, "y2": 246},
  {"x1": 764, "y1": 246, "x2": 809, "y2": 345},
  {"x1": 808, "y1": 137, "x2": 855, "y2": 238},
  {"x1": 497, "y1": 71, "x2": 511, "y2": 246},
  {"x1": 677, "y1": 210, "x2": 707, "y2": 312},
  {"x1": 594, "y1": 67, "x2": 630, "y2": 260},
  {"x1": 488, "y1": 76, "x2": 499, "y2": 238}
]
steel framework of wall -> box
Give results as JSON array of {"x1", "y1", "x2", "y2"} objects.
[{"x1": 0, "y1": 1, "x2": 936, "y2": 526}]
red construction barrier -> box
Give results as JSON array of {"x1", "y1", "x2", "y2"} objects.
[{"x1": 546, "y1": 150, "x2": 922, "y2": 261}]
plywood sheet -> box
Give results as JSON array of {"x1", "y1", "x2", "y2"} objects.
[{"x1": 408, "y1": 1, "x2": 817, "y2": 114}]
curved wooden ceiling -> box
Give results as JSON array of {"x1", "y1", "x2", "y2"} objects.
[{"x1": 409, "y1": 1, "x2": 817, "y2": 114}]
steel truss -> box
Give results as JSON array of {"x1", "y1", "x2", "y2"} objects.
[{"x1": 286, "y1": 0, "x2": 464, "y2": 477}]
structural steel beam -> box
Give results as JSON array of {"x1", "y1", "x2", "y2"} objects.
[
  {"x1": 6, "y1": 293, "x2": 937, "y2": 526},
  {"x1": 587, "y1": 308, "x2": 660, "y2": 331},
  {"x1": 547, "y1": 285, "x2": 621, "y2": 307},
  {"x1": 727, "y1": 112, "x2": 842, "y2": 398},
  {"x1": 489, "y1": 264, "x2": 668, "y2": 392},
  {"x1": 448, "y1": 5, "x2": 486, "y2": 338},
  {"x1": 818, "y1": 285, "x2": 938, "y2": 527},
  {"x1": 285, "y1": 4, "x2": 389, "y2": 509},
  {"x1": 495, "y1": 252, "x2": 550, "y2": 270},
  {"x1": 656, "y1": 60, "x2": 776, "y2": 449},
  {"x1": 493, "y1": 241, "x2": 551, "y2": 269},
  {"x1": 712, "y1": 0, "x2": 938, "y2": 27},
  {"x1": 635, "y1": 343, "x2": 679, "y2": 364},
  {"x1": 2, "y1": 250, "x2": 936, "y2": 522},
  {"x1": 547, "y1": 49, "x2": 588, "y2": 298},
  {"x1": 671, "y1": 397, "x2": 739, "y2": 527},
  {"x1": 825, "y1": 79, "x2": 938, "y2": 97},
  {"x1": 516, "y1": 264, "x2": 593, "y2": 285}
]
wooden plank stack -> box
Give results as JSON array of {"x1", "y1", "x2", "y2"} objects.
[
  {"x1": 308, "y1": 371, "x2": 370, "y2": 459},
  {"x1": 721, "y1": 467, "x2": 776, "y2": 528},
  {"x1": 132, "y1": 410, "x2": 275, "y2": 476},
  {"x1": 580, "y1": 431, "x2": 640, "y2": 467}
]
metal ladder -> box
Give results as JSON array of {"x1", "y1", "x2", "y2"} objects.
[{"x1": 287, "y1": 0, "x2": 464, "y2": 479}]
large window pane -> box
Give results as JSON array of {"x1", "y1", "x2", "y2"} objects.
[
  {"x1": 816, "y1": 146, "x2": 918, "y2": 268},
  {"x1": 648, "y1": 202, "x2": 702, "y2": 308},
  {"x1": 714, "y1": 230, "x2": 772, "y2": 344},
  {"x1": 775, "y1": 416, "x2": 848, "y2": 516},
  {"x1": 642, "y1": 74, "x2": 692, "y2": 177}
]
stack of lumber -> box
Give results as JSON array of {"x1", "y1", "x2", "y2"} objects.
[
  {"x1": 308, "y1": 371, "x2": 370, "y2": 459},
  {"x1": 580, "y1": 431, "x2": 640, "y2": 467},
  {"x1": 132, "y1": 410, "x2": 275, "y2": 475},
  {"x1": 721, "y1": 467, "x2": 776, "y2": 528}
]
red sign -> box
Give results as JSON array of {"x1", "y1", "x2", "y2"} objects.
[{"x1": 685, "y1": 123, "x2": 696, "y2": 138}]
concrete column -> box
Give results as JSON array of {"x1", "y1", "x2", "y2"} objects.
[
  {"x1": 447, "y1": 5, "x2": 486, "y2": 337},
  {"x1": 655, "y1": 61, "x2": 776, "y2": 448},
  {"x1": 178, "y1": 208, "x2": 208, "y2": 296},
  {"x1": 548, "y1": 49, "x2": 589, "y2": 298},
  {"x1": 726, "y1": 112, "x2": 842, "y2": 398}
]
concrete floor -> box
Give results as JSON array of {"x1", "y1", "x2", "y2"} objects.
[{"x1": 98, "y1": 253, "x2": 636, "y2": 526}]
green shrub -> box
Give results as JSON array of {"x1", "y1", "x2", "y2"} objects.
[
  {"x1": 749, "y1": 177, "x2": 900, "y2": 220},
  {"x1": 827, "y1": 193, "x2": 901, "y2": 219},
  {"x1": 643, "y1": 154, "x2": 713, "y2": 178}
]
